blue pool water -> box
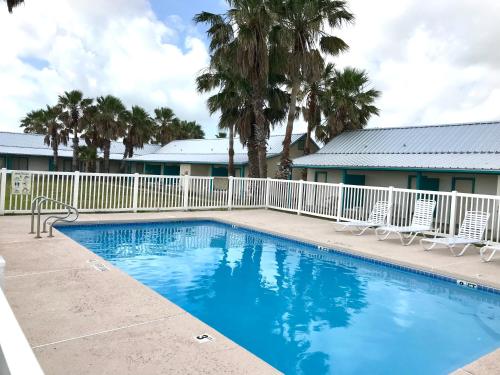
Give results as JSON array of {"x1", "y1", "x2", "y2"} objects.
[{"x1": 58, "y1": 220, "x2": 500, "y2": 374}]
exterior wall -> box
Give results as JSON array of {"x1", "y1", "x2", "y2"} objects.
[
  {"x1": 306, "y1": 168, "x2": 342, "y2": 183},
  {"x1": 267, "y1": 155, "x2": 280, "y2": 179},
  {"x1": 304, "y1": 168, "x2": 500, "y2": 195},
  {"x1": 28, "y1": 156, "x2": 49, "y2": 171},
  {"x1": 109, "y1": 160, "x2": 121, "y2": 173},
  {"x1": 289, "y1": 141, "x2": 310, "y2": 180},
  {"x1": 190, "y1": 164, "x2": 211, "y2": 176},
  {"x1": 0, "y1": 154, "x2": 48, "y2": 171}
]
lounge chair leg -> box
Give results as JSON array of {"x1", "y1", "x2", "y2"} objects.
[
  {"x1": 401, "y1": 232, "x2": 417, "y2": 246},
  {"x1": 456, "y1": 244, "x2": 472, "y2": 257},
  {"x1": 480, "y1": 247, "x2": 496, "y2": 262},
  {"x1": 420, "y1": 239, "x2": 437, "y2": 251},
  {"x1": 375, "y1": 229, "x2": 391, "y2": 241},
  {"x1": 449, "y1": 245, "x2": 459, "y2": 256},
  {"x1": 355, "y1": 226, "x2": 370, "y2": 236}
]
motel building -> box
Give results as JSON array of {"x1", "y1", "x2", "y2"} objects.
[
  {"x1": 292, "y1": 121, "x2": 500, "y2": 195},
  {"x1": 0, "y1": 131, "x2": 317, "y2": 179}
]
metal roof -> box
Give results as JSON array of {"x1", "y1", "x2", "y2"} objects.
[
  {"x1": 0, "y1": 132, "x2": 161, "y2": 160},
  {"x1": 293, "y1": 121, "x2": 500, "y2": 171},
  {"x1": 0, "y1": 131, "x2": 307, "y2": 166},
  {"x1": 130, "y1": 133, "x2": 306, "y2": 165}
]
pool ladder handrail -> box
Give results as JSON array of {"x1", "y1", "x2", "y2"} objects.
[{"x1": 30, "y1": 196, "x2": 79, "y2": 238}]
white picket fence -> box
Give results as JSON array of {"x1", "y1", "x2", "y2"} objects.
[{"x1": 1, "y1": 168, "x2": 500, "y2": 242}]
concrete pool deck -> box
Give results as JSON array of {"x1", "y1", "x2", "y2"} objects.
[{"x1": 0, "y1": 209, "x2": 499, "y2": 374}]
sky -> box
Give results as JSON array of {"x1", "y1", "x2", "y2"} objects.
[{"x1": 0, "y1": 0, "x2": 499, "y2": 138}]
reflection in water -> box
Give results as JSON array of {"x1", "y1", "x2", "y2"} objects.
[{"x1": 60, "y1": 221, "x2": 500, "y2": 375}]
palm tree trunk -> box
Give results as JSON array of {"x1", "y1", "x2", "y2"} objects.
[
  {"x1": 277, "y1": 80, "x2": 299, "y2": 180},
  {"x1": 247, "y1": 125, "x2": 259, "y2": 178},
  {"x1": 302, "y1": 93, "x2": 315, "y2": 180},
  {"x1": 72, "y1": 126, "x2": 79, "y2": 171},
  {"x1": 252, "y1": 97, "x2": 267, "y2": 178},
  {"x1": 302, "y1": 127, "x2": 312, "y2": 180},
  {"x1": 52, "y1": 144, "x2": 59, "y2": 171},
  {"x1": 103, "y1": 140, "x2": 111, "y2": 173},
  {"x1": 228, "y1": 125, "x2": 235, "y2": 177},
  {"x1": 120, "y1": 146, "x2": 129, "y2": 174}
]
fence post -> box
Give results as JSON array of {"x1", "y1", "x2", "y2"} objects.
[
  {"x1": 336, "y1": 183, "x2": 344, "y2": 222},
  {"x1": 387, "y1": 186, "x2": 394, "y2": 225},
  {"x1": 0, "y1": 168, "x2": 6, "y2": 216},
  {"x1": 132, "y1": 173, "x2": 139, "y2": 213},
  {"x1": 265, "y1": 177, "x2": 271, "y2": 209},
  {"x1": 297, "y1": 180, "x2": 304, "y2": 215},
  {"x1": 183, "y1": 175, "x2": 190, "y2": 211},
  {"x1": 72, "y1": 171, "x2": 80, "y2": 209},
  {"x1": 449, "y1": 190, "x2": 457, "y2": 236},
  {"x1": 227, "y1": 176, "x2": 233, "y2": 210}
]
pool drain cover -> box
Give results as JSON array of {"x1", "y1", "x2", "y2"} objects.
[{"x1": 194, "y1": 334, "x2": 214, "y2": 343}]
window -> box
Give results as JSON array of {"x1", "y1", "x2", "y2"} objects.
[
  {"x1": 11, "y1": 157, "x2": 28, "y2": 170},
  {"x1": 314, "y1": 171, "x2": 327, "y2": 183},
  {"x1": 452, "y1": 177, "x2": 475, "y2": 194},
  {"x1": 407, "y1": 175, "x2": 417, "y2": 189},
  {"x1": 408, "y1": 174, "x2": 440, "y2": 191},
  {"x1": 212, "y1": 166, "x2": 228, "y2": 177},
  {"x1": 163, "y1": 165, "x2": 180, "y2": 175},
  {"x1": 63, "y1": 159, "x2": 72, "y2": 172},
  {"x1": 144, "y1": 164, "x2": 161, "y2": 175},
  {"x1": 0, "y1": 156, "x2": 5, "y2": 169},
  {"x1": 343, "y1": 172, "x2": 365, "y2": 186},
  {"x1": 297, "y1": 139, "x2": 305, "y2": 151},
  {"x1": 132, "y1": 163, "x2": 144, "y2": 174}
]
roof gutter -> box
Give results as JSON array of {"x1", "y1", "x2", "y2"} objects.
[{"x1": 291, "y1": 164, "x2": 500, "y2": 175}]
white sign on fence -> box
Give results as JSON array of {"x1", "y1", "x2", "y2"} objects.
[{"x1": 11, "y1": 172, "x2": 32, "y2": 195}]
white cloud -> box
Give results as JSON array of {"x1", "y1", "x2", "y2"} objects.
[
  {"x1": 334, "y1": 0, "x2": 500, "y2": 128},
  {"x1": 0, "y1": 0, "x2": 214, "y2": 134},
  {"x1": 1, "y1": 0, "x2": 499, "y2": 138}
]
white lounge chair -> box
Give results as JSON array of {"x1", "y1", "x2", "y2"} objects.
[
  {"x1": 421, "y1": 211, "x2": 490, "y2": 256},
  {"x1": 480, "y1": 241, "x2": 500, "y2": 262},
  {"x1": 375, "y1": 199, "x2": 436, "y2": 246},
  {"x1": 335, "y1": 201, "x2": 389, "y2": 235}
]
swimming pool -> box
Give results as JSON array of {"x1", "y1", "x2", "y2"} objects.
[{"x1": 58, "y1": 220, "x2": 500, "y2": 374}]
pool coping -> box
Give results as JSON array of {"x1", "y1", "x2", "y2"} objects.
[{"x1": 56, "y1": 216, "x2": 500, "y2": 296}]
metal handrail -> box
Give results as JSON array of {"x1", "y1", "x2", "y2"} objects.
[
  {"x1": 29, "y1": 196, "x2": 47, "y2": 234},
  {"x1": 30, "y1": 196, "x2": 79, "y2": 238}
]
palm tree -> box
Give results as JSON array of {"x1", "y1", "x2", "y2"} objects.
[
  {"x1": 300, "y1": 62, "x2": 335, "y2": 178},
  {"x1": 57, "y1": 90, "x2": 93, "y2": 171},
  {"x1": 78, "y1": 145, "x2": 97, "y2": 173},
  {"x1": 153, "y1": 107, "x2": 178, "y2": 146},
  {"x1": 197, "y1": 67, "x2": 245, "y2": 177},
  {"x1": 316, "y1": 67, "x2": 380, "y2": 143},
  {"x1": 174, "y1": 120, "x2": 205, "y2": 139},
  {"x1": 195, "y1": 0, "x2": 274, "y2": 177},
  {"x1": 273, "y1": 0, "x2": 353, "y2": 179},
  {"x1": 121, "y1": 105, "x2": 154, "y2": 173},
  {"x1": 20, "y1": 106, "x2": 68, "y2": 171},
  {"x1": 80, "y1": 104, "x2": 101, "y2": 173},
  {"x1": 5, "y1": 0, "x2": 23, "y2": 12},
  {"x1": 94, "y1": 95, "x2": 127, "y2": 173}
]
